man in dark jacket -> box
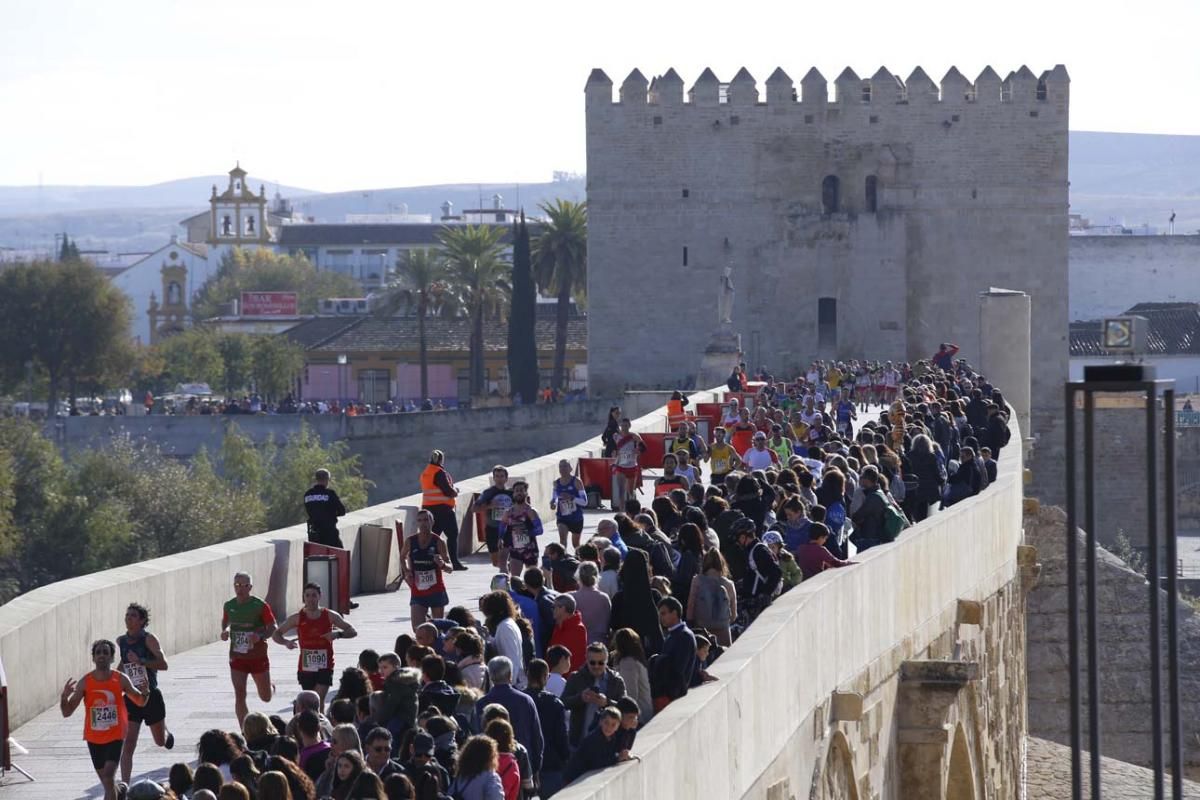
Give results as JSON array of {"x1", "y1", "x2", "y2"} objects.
[
  {"x1": 737, "y1": 524, "x2": 782, "y2": 603},
  {"x1": 476, "y1": 656, "x2": 543, "y2": 775},
  {"x1": 562, "y1": 643, "x2": 626, "y2": 747},
  {"x1": 417, "y1": 655, "x2": 459, "y2": 716},
  {"x1": 304, "y1": 468, "x2": 346, "y2": 547},
  {"x1": 649, "y1": 597, "x2": 697, "y2": 711},
  {"x1": 525, "y1": 659, "x2": 570, "y2": 797},
  {"x1": 522, "y1": 568, "x2": 559, "y2": 657},
  {"x1": 850, "y1": 466, "x2": 889, "y2": 552},
  {"x1": 985, "y1": 405, "x2": 1010, "y2": 455},
  {"x1": 966, "y1": 389, "x2": 989, "y2": 433}
]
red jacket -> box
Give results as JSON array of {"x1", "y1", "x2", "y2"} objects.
[{"x1": 548, "y1": 611, "x2": 589, "y2": 673}]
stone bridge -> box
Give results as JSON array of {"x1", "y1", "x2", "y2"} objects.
[{"x1": 1, "y1": 389, "x2": 1031, "y2": 798}]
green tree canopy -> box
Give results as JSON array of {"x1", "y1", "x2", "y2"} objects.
[
  {"x1": 532, "y1": 199, "x2": 587, "y2": 390},
  {"x1": 375, "y1": 248, "x2": 453, "y2": 400},
  {"x1": 439, "y1": 225, "x2": 511, "y2": 397},
  {"x1": 191, "y1": 248, "x2": 361, "y2": 320},
  {"x1": 0, "y1": 260, "x2": 134, "y2": 413}
]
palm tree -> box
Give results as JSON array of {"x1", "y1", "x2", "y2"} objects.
[
  {"x1": 438, "y1": 225, "x2": 511, "y2": 397},
  {"x1": 532, "y1": 199, "x2": 587, "y2": 390},
  {"x1": 375, "y1": 249, "x2": 449, "y2": 402}
]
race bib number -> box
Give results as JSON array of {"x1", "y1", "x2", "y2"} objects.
[
  {"x1": 123, "y1": 663, "x2": 149, "y2": 691},
  {"x1": 713, "y1": 457, "x2": 729, "y2": 474},
  {"x1": 302, "y1": 648, "x2": 328, "y2": 671},
  {"x1": 512, "y1": 530, "x2": 532, "y2": 550},
  {"x1": 232, "y1": 631, "x2": 254, "y2": 654},
  {"x1": 616, "y1": 446, "x2": 637, "y2": 468},
  {"x1": 558, "y1": 496, "x2": 576, "y2": 516},
  {"x1": 490, "y1": 507, "x2": 506, "y2": 522},
  {"x1": 416, "y1": 569, "x2": 437, "y2": 591},
  {"x1": 90, "y1": 704, "x2": 118, "y2": 731}
]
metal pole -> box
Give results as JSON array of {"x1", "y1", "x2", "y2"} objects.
[
  {"x1": 1065, "y1": 385, "x2": 1082, "y2": 800},
  {"x1": 1084, "y1": 389, "x2": 1101, "y2": 799},
  {"x1": 1146, "y1": 385, "x2": 1164, "y2": 799},
  {"x1": 1165, "y1": 388, "x2": 1183, "y2": 799}
]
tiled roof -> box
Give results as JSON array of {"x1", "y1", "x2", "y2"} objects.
[
  {"x1": 277, "y1": 223, "x2": 539, "y2": 248},
  {"x1": 305, "y1": 315, "x2": 587, "y2": 355},
  {"x1": 1070, "y1": 302, "x2": 1200, "y2": 356},
  {"x1": 281, "y1": 316, "x2": 366, "y2": 349}
]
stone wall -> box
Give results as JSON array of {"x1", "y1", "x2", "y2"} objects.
[
  {"x1": 52, "y1": 393, "x2": 669, "y2": 504},
  {"x1": 555, "y1": 413, "x2": 1026, "y2": 799},
  {"x1": 1069, "y1": 236, "x2": 1200, "y2": 321},
  {"x1": 1025, "y1": 503, "x2": 1200, "y2": 771}
]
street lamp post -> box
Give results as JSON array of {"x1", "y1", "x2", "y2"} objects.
[{"x1": 336, "y1": 354, "x2": 348, "y2": 409}]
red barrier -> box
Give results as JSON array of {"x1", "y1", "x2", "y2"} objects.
[
  {"x1": 695, "y1": 402, "x2": 724, "y2": 430},
  {"x1": 578, "y1": 457, "x2": 615, "y2": 500},
  {"x1": 638, "y1": 432, "x2": 670, "y2": 470},
  {"x1": 303, "y1": 542, "x2": 352, "y2": 614}
]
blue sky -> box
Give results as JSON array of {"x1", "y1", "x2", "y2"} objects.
[{"x1": 2, "y1": 0, "x2": 1196, "y2": 192}]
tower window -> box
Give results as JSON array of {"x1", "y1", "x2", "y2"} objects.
[
  {"x1": 245, "y1": 215, "x2": 256, "y2": 234},
  {"x1": 818, "y1": 297, "x2": 837, "y2": 350},
  {"x1": 865, "y1": 175, "x2": 878, "y2": 213},
  {"x1": 682, "y1": 188, "x2": 689, "y2": 198},
  {"x1": 1036, "y1": 79, "x2": 1047, "y2": 101},
  {"x1": 682, "y1": 246, "x2": 688, "y2": 267},
  {"x1": 167, "y1": 282, "x2": 182, "y2": 306},
  {"x1": 222, "y1": 216, "x2": 233, "y2": 236},
  {"x1": 821, "y1": 176, "x2": 840, "y2": 215},
  {"x1": 235, "y1": 180, "x2": 242, "y2": 191}
]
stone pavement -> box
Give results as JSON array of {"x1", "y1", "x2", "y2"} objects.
[
  {"x1": 1, "y1": 511, "x2": 617, "y2": 799},
  {"x1": 1026, "y1": 735, "x2": 1200, "y2": 798}
]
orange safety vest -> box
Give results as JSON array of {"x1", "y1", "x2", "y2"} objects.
[{"x1": 421, "y1": 464, "x2": 455, "y2": 507}]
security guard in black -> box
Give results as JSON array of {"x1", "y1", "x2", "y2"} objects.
[{"x1": 305, "y1": 468, "x2": 347, "y2": 547}]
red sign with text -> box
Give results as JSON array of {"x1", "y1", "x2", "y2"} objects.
[{"x1": 241, "y1": 291, "x2": 298, "y2": 316}]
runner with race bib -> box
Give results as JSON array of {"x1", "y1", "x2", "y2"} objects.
[
  {"x1": 551, "y1": 459, "x2": 588, "y2": 552},
  {"x1": 500, "y1": 480, "x2": 544, "y2": 576},
  {"x1": 272, "y1": 582, "x2": 358, "y2": 710},
  {"x1": 475, "y1": 465, "x2": 514, "y2": 569},
  {"x1": 60, "y1": 639, "x2": 148, "y2": 800},
  {"x1": 400, "y1": 508, "x2": 454, "y2": 629},
  {"x1": 610, "y1": 418, "x2": 645, "y2": 512},
  {"x1": 115, "y1": 603, "x2": 174, "y2": 784},
  {"x1": 221, "y1": 572, "x2": 278, "y2": 727}
]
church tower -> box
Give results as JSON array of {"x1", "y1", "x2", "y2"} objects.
[
  {"x1": 208, "y1": 163, "x2": 269, "y2": 249},
  {"x1": 147, "y1": 258, "x2": 189, "y2": 344}
]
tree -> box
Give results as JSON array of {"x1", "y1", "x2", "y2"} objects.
[
  {"x1": 251, "y1": 335, "x2": 304, "y2": 400},
  {"x1": 507, "y1": 212, "x2": 539, "y2": 403},
  {"x1": 0, "y1": 260, "x2": 133, "y2": 416},
  {"x1": 154, "y1": 328, "x2": 225, "y2": 389},
  {"x1": 260, "y1": 425, "x2": 371, "y2": 530},
  {"x1": 439, "y1": 225, "x2": 511, "y2": 397},
  {"x1": 532, "y1": 199, "x2": 587, "y2": 390},
  {"x1": 376, "y1": 249, "x2": 451, "y2": 402},
  {"x1": 191, "y1": 249, "x2": 360, "y2": 321}
]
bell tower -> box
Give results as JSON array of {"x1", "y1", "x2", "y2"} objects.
[
  {"x1": 147, "y1": 258, "x2": 188, "y2": 344},
  {"x1": 208, "y1": 162, "x2": 269, "y2": 248}
]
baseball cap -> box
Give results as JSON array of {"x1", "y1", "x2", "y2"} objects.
[
  {"x1": 127, "y1": 781, "x2": 167, "y2": 800},
  {"x1": 762, "y1": 531, "x2": 783, "y2": 546},
  {"x1": 413, "y1": 730, "x2": 436, "y2": 756}
]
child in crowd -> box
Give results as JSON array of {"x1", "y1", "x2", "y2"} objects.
[
  {"x1": 358, "y1": 648, "x2": 384, "y2": 690},
  {"x1": 545, "y1": 645, "x2": 571, "y2": 696}
]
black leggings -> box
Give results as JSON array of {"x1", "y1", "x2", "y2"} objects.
[{"x1": 427, "y1": 505, "x2": 462, "y2": 564}]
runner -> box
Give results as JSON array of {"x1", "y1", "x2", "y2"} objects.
[
  {"x1": 474, "y1": 465, "x2": 514, "y2": 569},
  {"x1": 835, "y1": 394, "x2": 858, "y2": 438},
  {"x1": 708, "y1": 427, "x2": 741, "y2": 486},
  {"x1": 399, "y1": 508, "x2": 454, "y2": 629},
  {"x1": 550, "y1": 459, "x2": 588, "y2": 552},
  {"x1": 655, "y1": 453, "x2": 690, "y2": 496},
  {"x1": 272, "y1": 582, "x2": 359, "y2": 710},
  {"x1": 221, "y1": 572, "x2": 278, "y2": 727},
  {"x1": 674, "y1": 449, "x2": 699, "y2": 488},
  {"x1": 768, "y1": 425, "x2": 794, "y2": 464},
  {"x1": 60, "y1": 639, "x2": 149, "y2": 800},
  {"x1": 609, "y1": 418, "x2": 644, "y2": 512},
  {"x1": 116, "y1": 603, "x2": 174, "y2": 785},
  {"x1": 741, "y1": 431, "x2": 780, "y2": 471},
  {"x1": 669, "y1": 422, "x2": 698, "y2": 462},
  {"x1": 420, "y1": 449, "x2": 468, "y2": 571},
  {"x1": 720, "y1": 398, "x2": 741, "y2": 427},
  {"x1": 499, "y1": 480, "x2": 544, "y2": 577},
  {"x1": 882, "y1": 361, "x2": 901, "y2": 405}
]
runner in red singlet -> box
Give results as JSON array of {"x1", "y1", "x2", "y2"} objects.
[
  {"x1": 272, "y1": 582, "x2": 358, "y2": 711},
  {"x1": 399, "y1": 508, "x2": 453, "y2": 629},
  {"x1": 610, "y1": 417, "x2": 645, "y2": 512}
]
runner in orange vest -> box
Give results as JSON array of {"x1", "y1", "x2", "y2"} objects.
[
  {"x1": 421, "y1": 450, "x2": 467, "y2": 570},
  {"x1": 60, "y1": 639, "x2": 149, "y2": 800}
]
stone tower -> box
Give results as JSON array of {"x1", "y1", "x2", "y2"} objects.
[
  {"x1": 208, "y1": 163, "x2": 270, "y2": 265},
  {"x1": 584, "y1": 63, "x2": 1069, "y2": 450},
  {"x1": 147, "y1": 257, "x2": 189, "y2": 344}
]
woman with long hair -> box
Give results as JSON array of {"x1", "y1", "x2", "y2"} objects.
[
  {"x1": 448, "y1": 735, "x2": 504, "y2": 800},
  {"x1": 601, "y1": 405, "x2": 621, "y2": 458},
  {"x1": 265, "y1": 755, "x2": 318, "y2": 800},
  {"x1": 482, "y1": 720, "x2": 521, "y2": 800},
  {"x1": 478, "y1": 591, "x2": 525, "y2": 686},
  {"x1": 330, "y1": 749, "x2": 367, "y2": 800},
  {"x1": 610, "y1": 627, "x2": 654, "y2": 724},
  {"x1": 609, "y1": 549, "x2": 663, "y2": 655},
  {"x1": 687, "y1": 549, "x2": 738, "y2": 647},
  {"x1": 673, "y1": 523, "x2": 705, "y2": 606},
  {"x1": 257, "y1": 770, "x2": 294, "y2": 800}
]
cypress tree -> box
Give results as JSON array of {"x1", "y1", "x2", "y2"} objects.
[{"x1": 507, "y1": 211, "x2": 539, "y2": 404}]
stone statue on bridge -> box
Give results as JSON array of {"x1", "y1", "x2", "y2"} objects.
[{"x1": 718, "y1": 265, "x2": 735, "y2": 325}]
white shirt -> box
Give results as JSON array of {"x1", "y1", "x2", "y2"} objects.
[
  {"x1": 492, "y1": 617, "x2": 526, "y2": 688},
  {"x1": 742, "y1": 446, "x2": 775, "y2": 471},
  {"x1": 545, "y1": 672, "x2": 566, "y2": 697}
]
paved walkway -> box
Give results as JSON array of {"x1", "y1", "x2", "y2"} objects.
[
  {"x1": 1026, "y1": 735, "x2": 1200, "y2": 798},
  {"x1": 2, "y1": 512, "x2": 616, "y2": 799}
]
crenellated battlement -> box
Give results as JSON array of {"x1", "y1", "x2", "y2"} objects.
[{"x1": 586, "y1": 64, "x2": 1069, "y2": 110}]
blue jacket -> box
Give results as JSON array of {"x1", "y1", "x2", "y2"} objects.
[
  {"x1": 476, "y1": 683, "x2": 544, "y2": 773},
  {"x1": 509, "y1": 590, "x2": 542, "y2": 657},
  {"x1": 650, "y1": 623, "x2": 697, "y2": 701},
  {"x1": 525, "y1": 687, "x2": 570, "y2": 772}
]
